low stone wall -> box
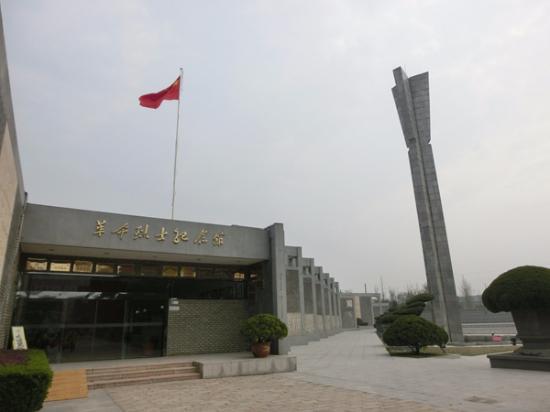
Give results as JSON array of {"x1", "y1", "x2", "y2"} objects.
[
  {"x1": 325, "y1": 316, "x2": 338, "y2": 332},
  {"x1": 316, "y1": 315, "x2": 324, "y2": 331},
  {"x1": 198, "y1": 355, "x2": 297, "y2": 378},
  {"x1": 287, "y1": 312, "x2": 302, "y2": 336},
  {"x1": 167, "y1": 299, "x2": 249, "y2": 355},
  {"x1": 304, "y1": 314, "x2": 316, "y2": 334},
  {"x1": 461, "y1": 308, "x2": 513, "y2": 323}
]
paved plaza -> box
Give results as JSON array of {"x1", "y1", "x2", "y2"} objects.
[{"x1": 43, "y1": 329, "x2": 550, "y2": 412}]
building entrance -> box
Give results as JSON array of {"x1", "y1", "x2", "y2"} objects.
[
  {"x1": 13, "y1": 255, "x2": 257, "y2": 362},
  {"x1": 14, "y1": 273, "x2": 167, "y2": 363}
]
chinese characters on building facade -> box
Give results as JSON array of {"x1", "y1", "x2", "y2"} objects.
[{"x1": 94, "y1": 219, "x2": 224, "y2": 247}]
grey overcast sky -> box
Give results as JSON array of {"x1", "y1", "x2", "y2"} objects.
[{"x1": 2, "y1": 1, "x2": 550, "y2": 295}]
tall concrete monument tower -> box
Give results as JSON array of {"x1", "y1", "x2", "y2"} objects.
[{"x1": 391, "y1": 67, "x2": 463, "y2": 342}]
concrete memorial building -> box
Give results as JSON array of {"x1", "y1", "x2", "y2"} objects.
[
  {"x1": 11, "y1": 206, "x2": 341, "y2": 363},
  {"x1": 0, "y1": 10, "x2": 341, "y2": 363}
]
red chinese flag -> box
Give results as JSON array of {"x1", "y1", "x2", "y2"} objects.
[{"x1": 139, "y1": 76, "x2": 181, "y2": 109}]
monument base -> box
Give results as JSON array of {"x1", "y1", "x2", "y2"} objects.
[{"x1": 488, "y1": 352, "x2": 550, "y2": 372}]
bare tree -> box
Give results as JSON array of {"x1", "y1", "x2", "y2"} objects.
[
  {"x1": 461, "y1": 276, "x2": 474, "y2": 309},
  {"x1": 388, "y1": 288, "x2": 398, "y2": 308},
  {"x1": 379, "y1": 276, "x2": 386, "y2": 302}
]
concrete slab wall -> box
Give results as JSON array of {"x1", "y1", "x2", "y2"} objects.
[
  {"x1": 286, "y1": 312, "x2": 302, "y2": 336},
  {"x1": 283, "y1": 245, "x2": 343, "y2": 346},
  {"x1": 22, "y1": 204, "x2": 270, "y2": 264},
  {"x1": 303, "y1": 314, "x2": 316, "y2": 334},
  {"x1": 0, "y1": 7, "x2": 26, "y2": 348},
  {"x1": 286, "y1": 270, "x2": 300, "y2": 312}
]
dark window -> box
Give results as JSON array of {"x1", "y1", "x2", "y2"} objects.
[
  {"x1": 65, "y1": 299, "x2": 96, "y2": 324},
  {"x1": 162, "y1": 266, "x2": 178, "y2": 277},
  {"x1": 20, "y1": 299, "x2": 63, "y2": 325},
  {"x1": 117, "y1": 264, "x2": 135, "y2": 276},
  {"x1": 73, "y1": 260, "x2": 93, "y2": 273},
  {"x1": 96, "y1": 300, "x2": 124, "y2": 324},
  {"x1": 93, "y1": 327, "x2": 123, "y2": 360},
  {"x1": 96, "y1": 263, "x2": 114, "y2": 274},
  {"x1": 141, "y1": 265, "x2": 161, "y2": 277},
  {"x1": 16, "y1": 258, "x2": 260, "y2": 362}
]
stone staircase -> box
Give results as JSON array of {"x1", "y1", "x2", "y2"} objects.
[{"x1": 86, "y1": 361, "x2": 201, "y2": 389}]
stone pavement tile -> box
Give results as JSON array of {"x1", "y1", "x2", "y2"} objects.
[
  {"x1": 290, "y1": 329, "x2": 550, "y2": 411},
  {"x1": 42, "y1": 389, "x2": 123, "y2": 412},
  {"x1": 107, "y1": 374, "x2": 449, "y2": 412},
  {"x1": 42, "y1": 329, "x2": 550, "y2": 411}
]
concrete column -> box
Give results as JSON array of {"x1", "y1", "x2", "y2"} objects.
[
  {"x1": 333, "y1": 291, "x2": 339, "y2": 328},
  {"x1": 266, "y1": 223, "x2": 288, "y2": 353},
  {"x1": 392, "y1": 67, "x2": 463, "y2": 342},
  {"x1": 320, "y1": 274, "x2": 328, "y2": 335},
  {"x1": 312, "y1": 268, "x2": 319, "y2": 332},
  {"x1": 327, "y1": 281, "x2": 333, "y2": 332},
  {"x1": 314, "y1": 267, "x2": 324, "y2": 334},
  {"x1": 335, "y1": 282, "x2": 341, "y2": 328},
  {"x1": 327, "y1": 280, "x2": 333, "y2": 317},
  {"x1": 296, "y1": 250, "x2": 305, "y2": 335}
]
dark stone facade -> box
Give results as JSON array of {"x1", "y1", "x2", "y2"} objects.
[{"x1": 167, "y1": 300, "x2": 250, "y2": 355}]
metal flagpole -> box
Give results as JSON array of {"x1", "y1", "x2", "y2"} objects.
[{"x1": 171, "y1": 68, "x2": 183, "y2": 220}]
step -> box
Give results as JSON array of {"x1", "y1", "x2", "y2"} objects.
[
  {"x1": 88, "y1": 371, "x2": 201, "y2": 390},
  {"x1": 86, "y1": 362, "x2": 194, "y2": 374},
  {"x1": 87, "y1": 366, "x2": 198, "y2": 381}
]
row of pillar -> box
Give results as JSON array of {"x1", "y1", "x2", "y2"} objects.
[{"x1": 283, "y1": 246, "x2": 342, "y2": 345}]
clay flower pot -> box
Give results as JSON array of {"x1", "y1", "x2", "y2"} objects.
[{"x1": 251, "y1": 342, "x2": 271, "y2": 358}]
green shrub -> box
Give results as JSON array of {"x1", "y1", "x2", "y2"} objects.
[
  {"x1": 375, "y1": 293, "x2": 434, "y2": 340},
  {"x1": 382, "y1": 315, "x2": 449, "y2": 354},
  {"x1": 374, "y1": 313, "x2": 397, "y2": 338},
  {"x1": 241, "y1": 314, "x2": 288, "y2": 343},
  {"x1": 377, "y1": 313, "x2": 399, "y2": 325},
  {"x1": 482, "y1": 266, "x2": 550, "y2": 312},
  {"x1": 394, "y1": 304, "x2": 425, "y2": 316},
  {"x1": 0, "y1": 349, "x2": 52, "y2": 412},
  {"x1": 0, "y1": 350, "x2": 28, "y2": 365},
  {"x1": 405, "y1": 293, "x2": 434, "y2": 305}
]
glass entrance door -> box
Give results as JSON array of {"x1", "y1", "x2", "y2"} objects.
[{"x1": 14, "y1": 274, "x2": 168, "y2": 363}]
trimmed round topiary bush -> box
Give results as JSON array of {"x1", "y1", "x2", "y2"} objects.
[
  {"x1": 482, "y1": 266, "x2": 550, "y2": 312},
  {"x1": 405, "y1": 293, "x2": 434, "y2": 306},
  {"x1": 374, "y1": 292, "x2": 435, "y2": 339},
  {"x1": 374, "y1": 313, "x2": 400, "y2": 338},
  {"x1": 0, "y1": 349, "x2": 52, "y2": 412},
  {"x1": 382, "y1": 315, "x2": 449, "y2": 354},
  {"x1": 377, "y1": 313, "x2": 399, "y2": 325},
  {"x1": 394, "y1": 304, "x2": 425, "y2": 316},
  {"x1": 241, "y1": 313, "x2": 288, "y2": 344}
]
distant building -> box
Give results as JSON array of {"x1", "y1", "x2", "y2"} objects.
[{"x1": 340, "y1": 292, "x2": 388, "y2": 328}]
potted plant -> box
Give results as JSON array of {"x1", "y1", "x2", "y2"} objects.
[
  {"x1": 240, "y1": 314, "x2": 288, "y2": 358},
  {"x1": 482, "y1": 265, "x2": 550, "y2": 356}
]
